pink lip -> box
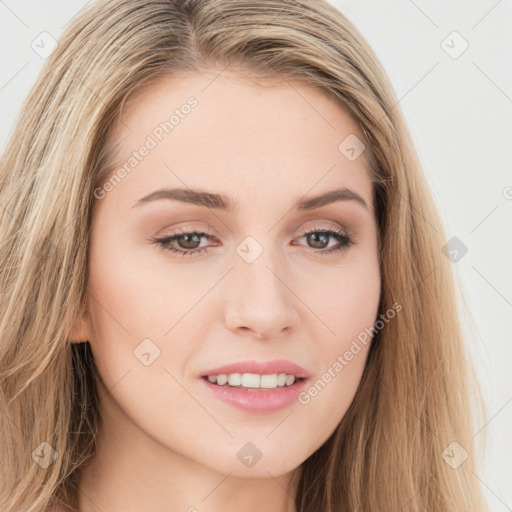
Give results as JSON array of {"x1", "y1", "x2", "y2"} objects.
[
  {"x1": 201, "y1": 359, "x2": 310, "y2": 379},
  {"x1": 199, "y1": 359, "x2": 311, "y2": 413},
  {"x1": 200, "y1": 376, "x2": 309, "y2": 413}
]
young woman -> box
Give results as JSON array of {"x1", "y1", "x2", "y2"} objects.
[{"x1": 0, "y1": 1, "x2": 489, "y2": 511}]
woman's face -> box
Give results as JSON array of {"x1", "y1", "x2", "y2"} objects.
[{"x1": 73, "y1": 70, "x2": 381, "y2": 479}]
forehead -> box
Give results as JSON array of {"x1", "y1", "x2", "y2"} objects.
[{"x1": 100, "y1": 71, "x2": 374, "y2": 215}]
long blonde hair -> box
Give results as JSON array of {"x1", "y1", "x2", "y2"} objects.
[{"x1": 0, "y1": 0, "x2": 489, "y2": 510}]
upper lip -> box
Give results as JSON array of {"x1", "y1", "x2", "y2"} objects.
[{"x1": 201, "y1": 359, "x2": 310, "y2": 379}]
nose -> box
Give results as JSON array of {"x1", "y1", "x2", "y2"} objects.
[{"x1": 224, "y1": 253, "x2": 300, "y2": 340}]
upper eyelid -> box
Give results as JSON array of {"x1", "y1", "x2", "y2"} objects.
[
  {"x1": 158, "y1": 224, "x2": 351, "y2": 244},
  {"x1": 158, "y1": 217, "x2": 351, "y2": 235},
  {"x1": 159, "y1": 224, "x2": 349, "y2": 239}
]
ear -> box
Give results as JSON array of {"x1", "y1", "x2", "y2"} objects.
[{"x1": 69, "y1": 307, "x2": 93, "y2": 344}]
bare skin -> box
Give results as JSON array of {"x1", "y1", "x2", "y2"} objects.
[{"x1": 70, "y1": 69, "x2": 381, "y2": 512}]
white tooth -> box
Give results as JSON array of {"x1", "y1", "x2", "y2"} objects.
[
  {"x1": 216, "y1": 374, "x2": 228, "y2": 385},
  {"x1": 277, "y1": 373, "x2": 287, "y2": 386},
  {"x1": 260, "y1": 374, "x2": 278, "y2": 388},
  {"x1": 210, "y1": 372, "x2": 296, "y2": 388},
  {"x1": 227, "y1": 373, "x2": 242, "y2": 386},
  {"x1": 285, "y1": 375, "x2": 296, "y2": 386},
  {"x1": 241, "y1": 373, "x2": 261, "y2": 387}
]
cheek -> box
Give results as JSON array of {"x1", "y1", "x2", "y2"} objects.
[
  {"x1": 302, "y1": 246, "x2": 381, "y2": 345},
  {"x1": 294, "y1": 345, "x2": 370, "y2": 454},
  {"x1": 85, "y1": 237, "x2": 208, "y2": 399},
  {"x1": 87, "y1": 230, "x2": 188, "y2": 339},
  {"x1": 85, "y1": 240, "x2": 165, "y2": 382},
  {"x1": 295, "y1": 310, "x2": 377, "y2": 452},
  {"x1": 84, "y1": 252, "x2": 201, "y2": 435},
  {"x1": 293, "y1": 252, "x2": 380, "y2": 444}
]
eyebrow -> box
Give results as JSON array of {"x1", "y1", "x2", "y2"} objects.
[{"x1": 130, "y1": 187, "x2": 369, "y2": 212}]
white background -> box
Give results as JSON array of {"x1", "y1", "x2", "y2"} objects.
[{"x1": 1, "y1": 1, "x2": 511, "y2": 509}]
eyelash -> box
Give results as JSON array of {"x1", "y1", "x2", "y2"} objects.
[{"x1": 152, "y1": 226, "x2": 355, "y2": 258}]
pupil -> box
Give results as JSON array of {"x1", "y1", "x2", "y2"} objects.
[
  {"x1": 308, "y1": 232, "x2": 328, "y2": 249},
  {"x1": 180, "y1": 234, "x2": 200, "y2": 249}
]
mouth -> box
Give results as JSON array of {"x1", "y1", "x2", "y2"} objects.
[
  {"x1": 201, "y1": 373, "x2": 308, "y2": 391},
  {"x1": 200, "y1": 372, "x2": 309, "y2": 412}
]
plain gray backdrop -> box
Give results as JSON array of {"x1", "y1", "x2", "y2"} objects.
[{"x1": 1, "y1": 1, "x2": 511, "y2": 509}]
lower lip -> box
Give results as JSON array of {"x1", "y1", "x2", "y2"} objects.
[{"x1": 200, "y1": 377, "x2": 309, "y2": 413}]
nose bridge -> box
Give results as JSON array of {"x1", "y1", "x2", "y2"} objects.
[{"x1": 225, "y1": 235, "x2": 299, "y2": 338}]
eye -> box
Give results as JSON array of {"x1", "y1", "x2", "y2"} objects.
[
  {"x1": 292, "y1": 226, "x2": 355, "y2": 256},
  {"x1": 152, "y1": 227, "x2": 217, "y2": 257},
  {"x1": 152, "y1": 226, "x2": 355, "y2": 258}
]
